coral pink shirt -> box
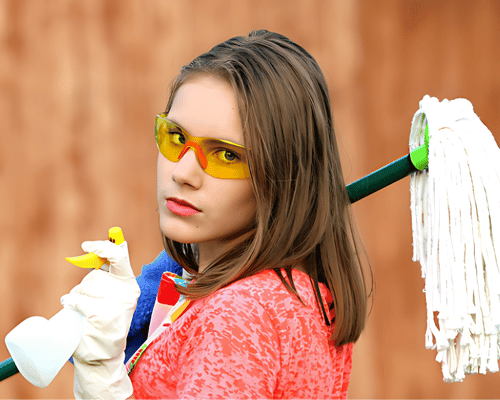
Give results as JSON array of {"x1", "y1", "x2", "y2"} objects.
[{"x1": 129, "y1": 268, "x2": 353, "y2": 399}]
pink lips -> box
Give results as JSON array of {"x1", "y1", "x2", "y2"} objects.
[{"x1": 166, "y1": 198, "x2": 200, "y2": 216}]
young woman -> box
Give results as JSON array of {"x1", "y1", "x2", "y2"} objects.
[{"x1": 68, "y1": 29, "x2": 371, "y2": 399}]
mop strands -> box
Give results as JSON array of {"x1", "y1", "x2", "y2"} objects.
[{"x1": 409, "y1": 95, "x2": 500, "y2": 382}]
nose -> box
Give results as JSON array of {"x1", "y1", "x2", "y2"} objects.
[
  {"x1": 178, "y1": 141, "x2": 208, "y2": 169},
  {"x1": 171, "y1": 147, "x2": 204, "y2": 187}
]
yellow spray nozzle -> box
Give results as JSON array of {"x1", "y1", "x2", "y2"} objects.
[
  {"x1": 65, "y1": 227, "x2": 124, "y2": 269},
  {"x1": 108, "y1": 226, "x2": 124, "y2": 245}
]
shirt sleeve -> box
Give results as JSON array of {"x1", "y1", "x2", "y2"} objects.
[{"x1": 174, "y1": 291, "x2": 280, "y2": 399}]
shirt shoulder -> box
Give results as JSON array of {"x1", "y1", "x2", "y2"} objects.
[{"x1": 206, "y1": 268, "x2": 331, "y2": 312}]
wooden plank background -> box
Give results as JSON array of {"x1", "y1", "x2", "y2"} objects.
[{"x1": 1, "y1": 0, "x2": 499, "y2": 398}]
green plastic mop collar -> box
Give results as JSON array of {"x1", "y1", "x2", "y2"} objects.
[{"x1": 409, "y1": 123, "x2": 430, "y2": 171}]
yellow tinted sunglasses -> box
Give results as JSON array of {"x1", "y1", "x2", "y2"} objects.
[{"x1": 155, "y1": 113, "x2": 251, "y2": 179}]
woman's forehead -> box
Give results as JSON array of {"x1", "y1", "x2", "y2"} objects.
[{"x1": 168, "y1": 75, "x2": 244, "y2": 144}]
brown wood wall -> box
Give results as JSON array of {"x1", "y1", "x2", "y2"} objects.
[{"x1": 1, "y1": 1, "x2": 499, "y2": 398}]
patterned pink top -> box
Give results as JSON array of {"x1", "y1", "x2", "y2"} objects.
[{"x1": 129, "y1": 268, "x2": 353, "y2": 399}]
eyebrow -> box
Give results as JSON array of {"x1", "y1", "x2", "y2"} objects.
[
  {"x1": 166, "y1": 117, "x2": 187, "y2": 132},
  {"x1": 166, "y1": 117, "x2": 246, "y2": 148},
  {"x1": 203, "y1": 138, "x2": 246, "y2": 148}
]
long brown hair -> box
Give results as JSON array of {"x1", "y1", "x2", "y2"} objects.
[{"x1": 162, "y1": 30, "x2": 372, "y2": 345}]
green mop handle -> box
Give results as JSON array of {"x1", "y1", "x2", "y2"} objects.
[
  {"x1": 347, "y1": 153, "x2": 417, "y2": 203},
  {"x1": 0, "y1": 358, "x2": 18, "y2": 382},
  {"x1": 347, "y1": 125, "x2": 429, "y2": 203}
]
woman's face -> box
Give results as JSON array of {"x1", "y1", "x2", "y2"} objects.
[{"x1": 157, "y1": 74, "x2": 256, "y2": 271}]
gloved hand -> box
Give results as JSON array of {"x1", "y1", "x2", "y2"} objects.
[{"x1": 61, "y1": 240, "x2": 141, "y2": 399}]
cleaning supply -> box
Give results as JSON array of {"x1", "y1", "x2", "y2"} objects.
[
  {"x1": 126, "y1": 280, "x2": 191, "y2": 376},
  {"x1": 409, "y1": 95, "x2": 500, "y2": 382},
  {"x1": 4, "y1": 308, "x2": 84, "y2": 388},
  {"x1": 63, "y1": 230, "x2": 140, "y2": 399},
  {"x1": 147, "y1": 272, "x2": 181, "y2": 337},
  {"x1": 1, "y1": 227, "x2": 128, "y2": 387}
]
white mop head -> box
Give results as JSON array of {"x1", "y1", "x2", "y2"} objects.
[{"x1": 410, "y1": 95, "x2": 500, "y2": 382}]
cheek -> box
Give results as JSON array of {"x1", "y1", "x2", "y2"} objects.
[
  {"x1": 229, "y1": 180, "x2": 257, "y2": 220},
  {"x1": 206, "y1": 178, "x2": 255, "y2": 219}
]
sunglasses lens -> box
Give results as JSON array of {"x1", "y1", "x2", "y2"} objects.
[
  {"x1": 155, "y1": 116, "x2": 185, "y2": 163},
  {"x1": 155, "y1": 114, "x2": 250, "y2": 179},
  {"x1": 203, "y1": 143, "x2": 250, "y2": 179}
]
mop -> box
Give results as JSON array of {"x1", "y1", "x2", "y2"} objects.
[
  {"x1": 409, "y1": 95, "x2": 500, "y2": 382},
  {"x1": 1, "y1": 96, "x2": 499, "y2": 385}
]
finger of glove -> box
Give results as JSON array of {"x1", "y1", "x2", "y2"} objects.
[
  {"x1": 61, "y1": 273, "x2": 139, "y2": 361},
  {"x1": 72, "y1": 307, "x2": 134, "y2": 361},
  {"x1": 60, "y1": 293, "x2": 78, "y2": 311},
  {"x1": 63, "y1": 270, "x2": 140, "y2": 308},
  {"x1": 61, "y1": 294, "x2": 127, "y2": 361},
  {"x1": 81, "y1": 240, "x2": 134, "y2": 278}
]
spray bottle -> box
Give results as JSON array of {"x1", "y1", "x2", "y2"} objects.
[{"x1": 0, "y1": 227, "x2": 124, "y2": 388}]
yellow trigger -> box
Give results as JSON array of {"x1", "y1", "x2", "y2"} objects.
[{"x1": 65, "y1": 227, "x2": 124, "y2": 269}]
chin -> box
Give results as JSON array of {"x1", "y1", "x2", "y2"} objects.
[
  {"x1": 159, "y1": 220, "x2": 198, "y2": 244},
  {"x1": 160, "y1": 227, "x2": 197, "y2": 244}
]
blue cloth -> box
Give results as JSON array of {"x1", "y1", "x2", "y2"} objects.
[{"x1": 124, "y1": 250, "x2": 183, "y2": 362}]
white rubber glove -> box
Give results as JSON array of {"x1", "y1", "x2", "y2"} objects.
[{"x1": 60, "y1": 240, "x2": 140, "y2": 400}]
